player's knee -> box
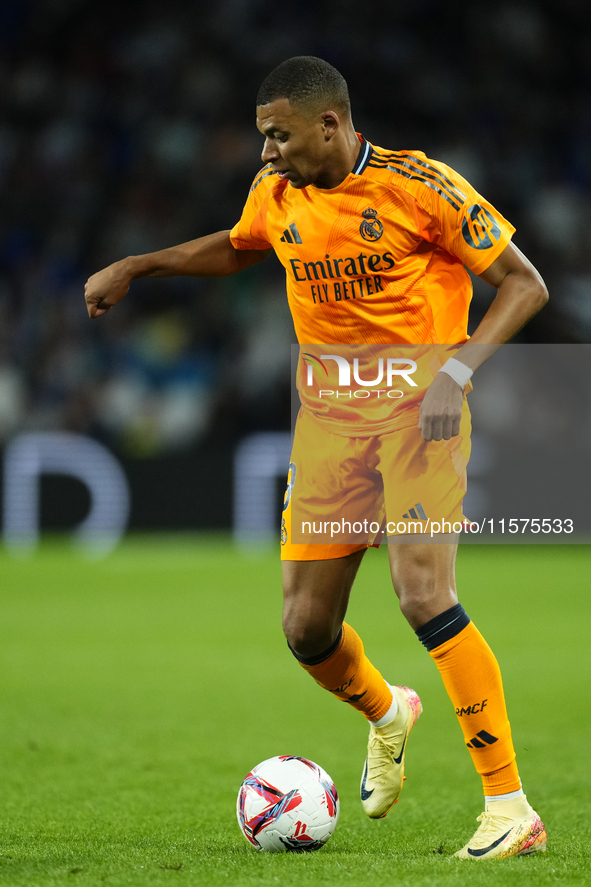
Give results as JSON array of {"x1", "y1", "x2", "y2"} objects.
[
  {"x1": 397, "y1": 582, "x2": 458, "y2": 630},
  {"x1": 397, "y1": 590, "x2": 427, "y2": 626},
  {"x1": 282, "y1": 609, "x2": 335, "y2": 659},
  {"x1": 392, "y1": 552, "x2": 446, "y2": 614},
  {"x1": 394, "y1": 567, "x2": 434, "y2": 612}
]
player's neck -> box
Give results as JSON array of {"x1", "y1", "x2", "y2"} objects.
[{"x1": 313, "y1": 128, "x2": 365, "y2": 190}]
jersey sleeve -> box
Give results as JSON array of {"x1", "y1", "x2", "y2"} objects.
[
  {"x1": 229, "y1": 166, "x2": 276, "y2": 251},
  {"x1": 412, "y1": 157, "x2": 515, "y2": 275}
]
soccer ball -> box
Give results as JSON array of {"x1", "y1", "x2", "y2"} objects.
[{"x1": 236, "y1": 755, "x2": 339, "y2": 852}]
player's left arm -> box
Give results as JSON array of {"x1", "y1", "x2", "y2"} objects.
[{"x1": 419, "y1": 241, "x2": 548, "y2": 441}]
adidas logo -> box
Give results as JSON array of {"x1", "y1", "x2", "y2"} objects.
[
  {"x1": 280, "y1": 222, "x2": 302, "y2": 244},
  {"x1": 467, "y1": 730, "x2": 498, "y2": 749},
  {"x1": 403, "y1": 503, "x2": 427, "y2": 520}
]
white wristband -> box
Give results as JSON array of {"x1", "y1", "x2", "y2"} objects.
[{"x1": 438, "y1": 357, "x2": 473, "y2": 389}]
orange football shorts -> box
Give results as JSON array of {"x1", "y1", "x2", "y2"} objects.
[{"x1": 280, "y1": 403, "x2": 471, "y2": 560}]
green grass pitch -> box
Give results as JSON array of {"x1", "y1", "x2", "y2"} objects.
[{"x1": 0, "y1": 536, "x2": 589, "y2": 886}]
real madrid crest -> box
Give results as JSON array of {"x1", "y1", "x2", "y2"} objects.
[{"x1": 360, "y1": 207, "x2": 383, "y2": 242}]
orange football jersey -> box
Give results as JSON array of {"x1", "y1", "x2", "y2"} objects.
[{"x1": 230, "y1": 136, "x2": 515, "y2": 346}]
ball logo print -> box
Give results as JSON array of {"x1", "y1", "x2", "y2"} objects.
[
  {"x1": 359, "y1": 207, "x2": 383, "y2": 241},
  {"x1": 237, "y1": 756, "x2": 339, "y2": 852}
]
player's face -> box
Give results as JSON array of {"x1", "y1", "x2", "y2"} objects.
[{"x1": 256, "y1": 99, "x2": 337, "y2": 189}]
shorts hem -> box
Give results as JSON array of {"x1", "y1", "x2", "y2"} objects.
[{"x1": 280, "y1": 542, "x2": 371, "y2": 561}]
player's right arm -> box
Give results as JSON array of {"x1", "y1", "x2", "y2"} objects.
[
  {"x1": 86, "y1": 163, "x2": 276, "y2": 318},
  {"x1": 84, "y1": 230, "x2": 272, "y2": 318}
]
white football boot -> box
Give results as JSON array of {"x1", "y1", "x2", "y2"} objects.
[{"x1": 360, "y1": 685, "x2": 422, "y2": 818}]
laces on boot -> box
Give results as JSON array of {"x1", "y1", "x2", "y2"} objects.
[
  {"x1": 469, "y1": 811, "x2": 513, "y2": 848},
  {"x1": 366, "y1": 732, "x2": 399, "y2": 781}
]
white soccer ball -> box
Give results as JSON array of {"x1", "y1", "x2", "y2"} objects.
[{"x1": 236, "y1": 755, "x2": 339, "y2": 852}]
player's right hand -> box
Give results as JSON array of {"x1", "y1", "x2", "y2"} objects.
[{"x1": 84, "y1": 260, "x2": 132, "y2": 318}]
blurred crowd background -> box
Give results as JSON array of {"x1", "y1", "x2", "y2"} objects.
[{"x1": 0, "y1": 0, "x2": 590, "y2": 467}]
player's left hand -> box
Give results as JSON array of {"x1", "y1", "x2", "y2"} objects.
[{"x1": 418, "y1": 373, "x2": 464, "y2": 441}]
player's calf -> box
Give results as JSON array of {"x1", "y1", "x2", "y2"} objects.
[{"x1": 289, "y1": 622, "x2": 394, "y2": 722}]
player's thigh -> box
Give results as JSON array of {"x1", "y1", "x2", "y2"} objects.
[
  {"x1": 378, "y1": 400, "x2": 471, "y2": 542},
  {"x1": 281, "y1": 410, "x2": 381, "y2": 557},
  {"x1": 388, "y1": 542, "x2": 458, "y2": 595},
  {"x1": 282, "y1": 549, "x2": 366, "y2": 654}
]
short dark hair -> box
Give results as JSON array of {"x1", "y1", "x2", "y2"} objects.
[{"x1": 256, "y1": 56, "x2": 351, "y2": 117}]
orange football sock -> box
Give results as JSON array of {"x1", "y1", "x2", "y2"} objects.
[
  {"x1": 418, "y1": 606, "x2": 521, "y2": 796},
  {"x1": 291, "y1": 622, "x2": 393, "y2": 722}
]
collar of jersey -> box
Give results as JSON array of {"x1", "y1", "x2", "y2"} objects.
[
  {"x1": 352, "y1": 135, "x2": 373, "y2": 175},
  {"x1": 307, "y1": 134, "x2": 373, "y2": 194}
]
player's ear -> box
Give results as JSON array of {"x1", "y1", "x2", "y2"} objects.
[{"x1": 321, "y1": 111, "x2": 340, "y2": 140}]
